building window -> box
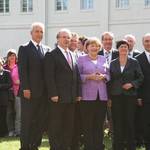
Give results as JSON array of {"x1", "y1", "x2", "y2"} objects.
[
  {"x1": 116, "y1": 0, "x2": 129, "y2": 8},
  {"x1": 0, "y1": 0, "x2": 9, "y2": 13},
  {"x1": 21, "y1": 0, "x2": 33, "y2": 12},
  {"x1": 145, "y1": 0, "x2": 150, "y2": 7},
  {"x1": 56, "y1": 0, "x2": 68, "y2": 11},
  {"x1": 80, "y1": 0, "x2": 93, "y2": 10}
]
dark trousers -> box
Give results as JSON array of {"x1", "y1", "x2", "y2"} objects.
[
  {"x1": 80, "y1": 100, "x2": 107, "y2": 150},
  {"x1": 48, "y1": 102, "x2": 75, "y2": 150},
  {"x1": 0, "y1": 106, "x2": 8, "y2": 137},
  {"x1": 20, "y1": 95, "x2": 47, "y2": 150},
  {"x1": 142, "y1": 102, "x2": 150, "y2": 150},
  {"x1": 111, "y1": 95, "x2": 136, "y2": 150},
  {"x1": 135, "y1": 104, "x2": 143, "y2": 146},
  {"x1": 71, "y1": 102, "x2": 82, "y2": 150},
  {"x1": 6, "y1": 100, "x2": 15, "y2": 133}
]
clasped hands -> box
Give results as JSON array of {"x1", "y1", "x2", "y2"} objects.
[
  {"x1": 87, "y1": 72, "x2": 106, "y2": 81},
  {"x1": 122, "y1": 83, "x2": 133, "y2": 90}
]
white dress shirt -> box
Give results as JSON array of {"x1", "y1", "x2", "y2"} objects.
[
  {"x1": 58, "y1": 45, "x2": 71, "y2": 60},
  {"x1": 144, "y1": 50, "x2": 150, "y2": 63}
]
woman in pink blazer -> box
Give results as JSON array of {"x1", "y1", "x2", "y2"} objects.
[{"x1": 77, "y1": 37, "x2": 110, "y2": 150}]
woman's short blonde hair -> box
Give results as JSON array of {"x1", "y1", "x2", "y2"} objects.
[{"x1": 85, "y1": 37, "x2": 102, "y2": 49}]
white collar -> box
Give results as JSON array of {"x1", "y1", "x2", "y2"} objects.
[
  {"x1": 31, "y1": 39, "x2": 42, "y2": 48},
  {"x1": 103, "y1": 49, "x2": 112, "y2": 54},
  {"x1": 58, "y1": 45, "x2": 70, "y2": 53},
  {"x1": 144, "y1": 50, "x2": 150, "y2": 58},
  {"x1": 128, "y1": 50, "x2": 133, "y2": 57}
]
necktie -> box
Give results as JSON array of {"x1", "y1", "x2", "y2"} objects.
[
  {"x1": 37, "y1": 45, "x2": 44, "y2": 58},
  {"x1": 105, "y1": 51, "x2": 110, "y2": 64},
  {"x1": 65, "y1": 51, "x2": 72, "y2": 69},
  {"x1": 149, "y1": 54, "x2": 150, "y2": 64}
]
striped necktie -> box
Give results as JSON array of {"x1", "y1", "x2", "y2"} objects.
[
  {"x1": 65, "y1": 51, "x2": 72, "y2": 69},
  {"x1": 105, "y1": 51, "x2": 110, "y2": 64}
]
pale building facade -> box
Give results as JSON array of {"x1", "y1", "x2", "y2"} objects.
[{"x1": 0, "y1": 0, "x2": 150, "y2": 57}]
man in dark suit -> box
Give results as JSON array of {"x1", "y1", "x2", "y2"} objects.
[
  {"x1": 18, "y1": 22, "x2": 50, "y2": 150},
  {"x1": 124, "y1": 34, "x2": 141, "y2": 58},
  {"x1": 124, "y1": 34, "x2": 143, "y2": 147},
  {"x1": 136, "y1": 33, "x2": 150, "y2": 150},
  {"x1": 44, "y1": 28, "x2": 81, "y2": 150},
  {"x1": 98, "y1": 32, "x2": 118, "y2": 139},
  {"x1": 98, "y1": 32, "x2": 119, "y2": 65}
]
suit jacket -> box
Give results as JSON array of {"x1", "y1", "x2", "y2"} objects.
[
  {"x1": 44, "y1": 47, "x2": 81, "y2": 103},
  {"x1": 98, "y1": 48, "x2": 119, "y2": 61},
  {"x1": 109, "y1": 57, "x2": 144, "y2": 97},
  {"x1": 136, "y1": 52, "x2": 150, "y2": 101},
  {"x1": 18, "y1": 41, "x2": 50, "y2": 98},
  {"x1": 0, "y1": 69, "x2": 12, "y2": 106},
  {"x1": 133, "y1": 51, "x2": 141, "y2": 58},
  {"x1": 77, "y1": 55, "x2": 110, "y2": 101}
]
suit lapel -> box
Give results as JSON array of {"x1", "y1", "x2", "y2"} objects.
[
  {"x1": 99, "y1": 49, "x2": 104, "y2": 56},
  {"x1": 143, "y1": 52, "x2": 150, "y2": 66},
  {"x1": 56, "y1": 48, "x2": 73, "y2": 71},
  {"x1": 114, "y1": 58, "x2": 122, "y2": 75},
  {"x1": 29, "y1": 41, "x2": 43, "y2": 58},
  {"x1": 122, "y1": 57, "x2": 130, "y2": 74},
  {"x1": 112, "y1": 52, "x2": 116, "y2": 60}
]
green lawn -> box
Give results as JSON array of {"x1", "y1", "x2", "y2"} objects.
[
  {"x1": 0, "y1": 135, "x2": 145, "y2": 150},
  {"x1": 0, "y1": 136, "x2": 49, "y2": 150}
]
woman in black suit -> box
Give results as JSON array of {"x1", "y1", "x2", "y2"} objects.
[
  {"x1": 0, "y1": 58, "x2": 12, "y2": 137},
  {"x1": 109, "y1": 40, "x2": 144, "y2": 150}
]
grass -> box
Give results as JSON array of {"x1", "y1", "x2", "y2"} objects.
[
  {"x1": 0, "y1": 135, "x2": 145, "y2": 150},
  {"x1": 0, "y1": 136, "x2": 49, "y2": 150}
]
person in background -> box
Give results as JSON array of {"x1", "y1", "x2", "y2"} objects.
[
  {"x1": 0, "y1": 58, "x2": 12, "y2": 137},
  {"x1": 69, "y1": 32, "x2": 83, "y2": 150},
  {"x1": 98, "y1": 32, "x2": 118, "y2": 66},
  {"x1": 109, "y1": 40, "x2": 144, "y2": 150},
  {"x1": 124, "y1": 34, "x2": 141, "y2": 58},
  {"x1": 4, "y1": 49, "x2": 21, "y2": 137},
  {"x1": 77, "y1": 37, "x2": 109, "y2": 150},
  {"x1": 98, "y1": 31, "x2": 119, "y2": 138},
  {"x1": 136, "y1": 33, "x2": 150, "y2": 150},
  {"x1": 69, "y1": 32, "x2": 80, "y2": 60},
  {"x1": 77, "y1": 36, "x2": 87, "y2": 57}
]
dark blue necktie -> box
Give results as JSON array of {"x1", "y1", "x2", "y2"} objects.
[{"x1": 37, "y1": 45, "x2": 44, "y2": 58}]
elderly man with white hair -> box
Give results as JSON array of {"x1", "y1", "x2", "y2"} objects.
[
  {"x1": 124, "y1": 34, "x2": 141, "y2": 58},
  {"x1": 136, "y1": 33, "x2": 150, "y2": 150},
  {"x1": 44, "y1": 28, "x2": 81, "y2": 150},
  {"x1": 18, "y1": 22, "x2": 51, "y2": 150}
]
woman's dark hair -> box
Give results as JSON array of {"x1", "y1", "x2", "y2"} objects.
[
  {"x1": 116, "y1": 39, "x2": 129, "y2": 49},
  {"x1": 6, "y1": 50, "x2": 17, "y2": 65},
  {"x1": 79, "y1": 36, "x2": 88, "y2": 46}
]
